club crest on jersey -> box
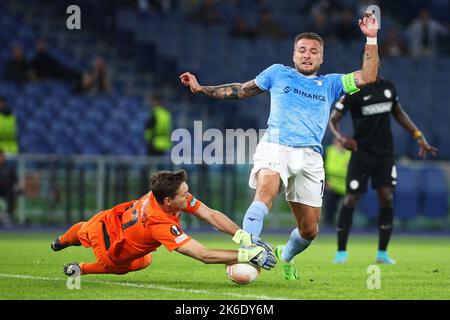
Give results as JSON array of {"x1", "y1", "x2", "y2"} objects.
[
  {"x1": 384, "y1": 89, "x2": 392, "y2": 98},
  {"x1": 170, "y1": 225, "x2": 182, "y2": 236},
  {"x1": 314, "y1": 80, "x2": 323, "y2": 86},
  {"x1": 350, "y1": 180, "x2": 359, "y2": 190}
]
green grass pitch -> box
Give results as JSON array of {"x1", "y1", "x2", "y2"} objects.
[{"x1": 0, "y1": 232, "x2": 449, "y2": 300}]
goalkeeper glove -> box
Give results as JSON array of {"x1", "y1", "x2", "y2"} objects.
[
  {"x1": 232, "y1": 229, "x2": 274, "y2": 252},
  {"x1": 238, "y1": 246, "x2": 277, "y2": 270}
]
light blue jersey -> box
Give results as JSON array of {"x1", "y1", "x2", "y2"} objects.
[{"x1": 255, "y1": 64, "x2": 346, "y2": 154}]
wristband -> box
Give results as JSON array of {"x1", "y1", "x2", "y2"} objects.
[
  {"x1": 237, "y1": 248, "x2": 249, "y2": 263},
  {"x1": 366, "y1": 37, "x2": 377, "y2": 45},
  {"x1": 414, "y1": 130, "x2": 423, "y2": 140}
]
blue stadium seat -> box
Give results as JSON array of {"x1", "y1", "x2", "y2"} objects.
[
  {"x1": 391, "y1": 122, "x2": 410, "y2": 158},
  {"x1": 134, "y1": 41, "x2": 156, "y2": 71},
  {"x1": 420, "y1": 166, "x2": 449, "y2": 218},
  {"x1": 434, "y1": 126, "x2": 450, "y2": 160},
  {"x1": 0, "y1": 81, "x2": 19, "y2": 100},
  {"x1": 84, "y1": 110, "x2": 104, "y2": 127},
  {"x1": 116, "y1": 29, "x2": 135, "y2": 59},
  {"x1": 23, "y1": 83, "x2": 47, "y2": 97},
  {"x1": 110, "y1": 109, "x2": 128, "y2": 124},
  {"x1": 117, "y1": 96, "x2": 142, "y2": 113},
  {"x1": 98, "y1": 135, "x2": 117, "y2": 154},
  {"x1": 358, "y1": 187, "x2": 379, "y2": 220},
  {"x1": 394, "y1": 165, "x2": 421, "y2": 220},
  {"x1": 116, "y1": 8, "x2": 138, "y2": 31},
  {"x1": 90, "y1": 96, "x2": 114, "y2": 114},
  {"x1": 47, "y1": 81, "x2": 72, "y2": 98},
  {"x1": 21, "y1": 120, "x2": 52, "y2": 153}
]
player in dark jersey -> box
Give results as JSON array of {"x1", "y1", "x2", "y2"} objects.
[{"x1": 329, "y1": 59, "x2": 438, "y2": 264}]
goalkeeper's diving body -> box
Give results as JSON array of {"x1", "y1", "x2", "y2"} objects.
[
  {"x1": 180, "y1": 12, "x2": 379, "y2": 280},
  {"x1": 51, "y1": 170, "x2": 276, "y2": 276}
]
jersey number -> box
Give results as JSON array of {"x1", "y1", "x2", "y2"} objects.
[{"x1": 122, "y1": 210, "x2": 138, "y2": 230}]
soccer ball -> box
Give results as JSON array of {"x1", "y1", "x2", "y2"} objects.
[{"x1": 226, "y1": 263, "x2": 260, "y2": 285}]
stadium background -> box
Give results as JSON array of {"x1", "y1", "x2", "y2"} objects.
[{"x1": 0, "y1": 0, "x2": 449, "y2": 233}]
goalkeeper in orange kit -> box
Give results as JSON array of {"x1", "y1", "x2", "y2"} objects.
[{"x1": 51, "y1": 170, "x2": 276, "y2": 276}]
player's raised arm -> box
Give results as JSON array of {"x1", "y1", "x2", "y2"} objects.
[
  {"x1": 180, "y1": 72, "x2": 263, "y2": 99},
  {"x1": 392, "y1": 102, "x2": 438, "y2": 159},
  {"x1": 344, "y1": 11, "x2": 379, "y2": 92}
]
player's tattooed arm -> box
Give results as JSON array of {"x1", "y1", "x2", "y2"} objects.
[
  {"x1": 353, "y1": 11, "x2": 379, "y2": 88},
  {"x1": 354, "y1": 46, "x2": 379, "y2": 88},
  {"x1": 180, "y1": 73, "x2": 262, "y2": 99},
  {"x1": 201, "y1": 80, "x2": 263, "y2": 99}
]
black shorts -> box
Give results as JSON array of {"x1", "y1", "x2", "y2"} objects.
[{"x1": 346, "y1": 150, "x2": 396, "y2": 194}]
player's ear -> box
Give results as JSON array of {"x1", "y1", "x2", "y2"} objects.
[{"x1": 163, "y1": 196, "x2": 172, "y2": 207}]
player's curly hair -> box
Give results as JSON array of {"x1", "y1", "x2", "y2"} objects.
[{"x1": 150, "y1": 170, "x2": 187, "y2": 204}]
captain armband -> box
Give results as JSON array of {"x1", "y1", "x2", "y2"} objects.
[{"x1": 342, "y1": 73, "x2": 360, "y2": 95}]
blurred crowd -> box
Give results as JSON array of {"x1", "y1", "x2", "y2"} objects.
[
  {"x1": 112, "y1": 0, "x2": 449, "y2": 58},
  {"x1": 3, "y1": 38, "x2": 112, "y2": 95},
  {"x1": 4, "y1": 0, "x2": 449, "y2": 91}
]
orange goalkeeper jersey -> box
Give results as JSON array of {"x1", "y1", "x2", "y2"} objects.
[{"x1": 103, "y1": 192, "x2": 201, "y2": 265}]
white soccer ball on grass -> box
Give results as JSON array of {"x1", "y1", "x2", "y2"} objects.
[{"x1": 226, "y1": 263, "x2": 260, "y2": 285}]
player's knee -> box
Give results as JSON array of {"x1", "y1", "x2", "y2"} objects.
[
  {"x1": 115, "y1": 270, "x2": 129, "y2": 275},
  {"x1": 254, "y1": 179, "x2": 279, "y2": 210},
  {"x1": 380, "y1": 193, "x2": 394, "y2": 208},
  {"x1": 108, "y1": 266, "x2": 129, "y2": 275},
  {"x1": 127, "y1": 254, "x2": 152, "y2": 272},
  {"x1": 344, "y1": 194, "x2": 360, "y2": 208},
  {"x1": 254, "y1": 191, "x2": 275, "y2": 210},
  {"x1": 142, "y1": 254, "x2": 152, "y2": 268},
  {"x1": 300, "y1": 227, "x2": 318, "y2": 241}
]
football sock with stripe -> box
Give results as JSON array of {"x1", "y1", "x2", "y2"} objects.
[{"x1": 242, "y1": 201, "x2": 269, "y2": 238}]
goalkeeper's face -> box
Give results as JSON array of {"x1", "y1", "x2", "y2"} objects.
[
  {"x1": 293, "y1": 39, "x2": 323, "y2": 76},
  {"x1": 169, "y1": 182, "x2": 189, "y2": 211}
]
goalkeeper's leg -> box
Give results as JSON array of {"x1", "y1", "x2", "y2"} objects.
[
  {"x1": 51, "y1": 222, "x2": 85, "y2": 251},
  {"x1": 79, "y1": 254, "x2": 152, "y2": 275},
  {"x1": 52, "y1": 210, "x2": 109, "y2": 251}
]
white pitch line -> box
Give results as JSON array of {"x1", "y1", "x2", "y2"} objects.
[{"x1": 0, "y1": 273, "x2": 296, "y2": 300}]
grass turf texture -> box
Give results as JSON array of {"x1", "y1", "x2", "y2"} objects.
[{"x1": 0, "y1": 232, "x2": 449, "y2": 300}]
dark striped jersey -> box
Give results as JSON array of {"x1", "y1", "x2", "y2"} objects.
[{"x1": 334, "y1": 78, "x2": 399, "y2": 156}]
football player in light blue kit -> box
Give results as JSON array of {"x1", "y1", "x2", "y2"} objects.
[{"x1": 181, "y1": 11, "x2": 379, "y2": 280}]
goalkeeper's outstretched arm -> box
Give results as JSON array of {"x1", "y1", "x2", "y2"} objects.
[{"x1": 193, "y1": 203, "x2": 240, "y2": 236}]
